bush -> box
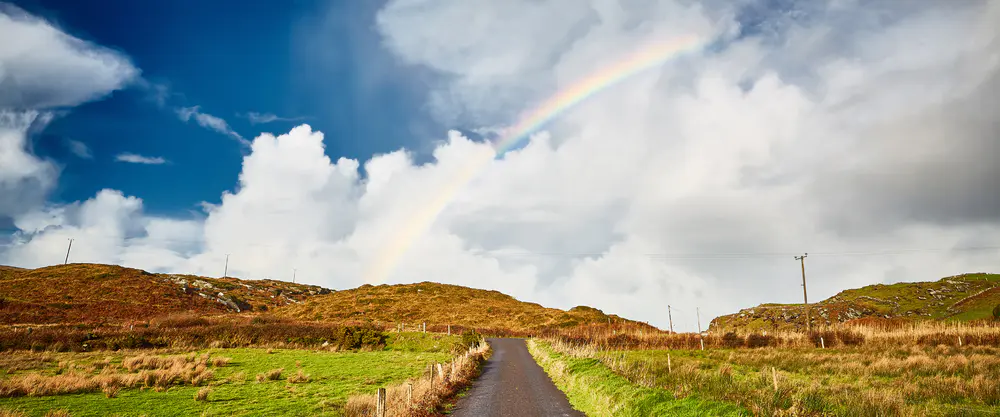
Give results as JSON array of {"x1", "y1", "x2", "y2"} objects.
[
  {"x1": 722, "y1": 332, "x2": 744, "y2": 348},
  {"x1": 746, "y1": 333, "x2": 775, "y2": 348},
  {"x1": 454, "y1": 330, "x2": 484, "y2": 353},
  {"x1": 331, "y1": 326, "x2": 387, "y2": 350},
  {"x1": 993, "y1": 304, "x2": 1000, "y2": 320}
]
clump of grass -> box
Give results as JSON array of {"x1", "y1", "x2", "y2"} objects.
[
  {"x1": 227, "y1": 371, "x2": 247, "y2": 384},
  {"x1": 101, "y1": 385, "x2": 120, "y2": 398},
  {"x1": 210, "y1": 356, "x2": 231, "y2": 367},
  {"x1": 256, "y1": 368, "x2": 283, "y2": 382},
  {"x1": 194, "y1": 387, "x2": 211, "y2": 402},
  {"x1": 0, "y1": 409, "x2": 29, "y2": 417},
  {"x1": 43, "y1": 411, "x2": 71, "y2": 417},
  {"x1": 287, "y1": 370, "x2": 311, "y2": 384}
]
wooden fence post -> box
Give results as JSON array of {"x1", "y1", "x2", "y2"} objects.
[
  {"x1": 407, "y1": 382, "x2": 413, "y2": 408},
  {"x1": 437, "y1": 363, "x2": 445, "y2": 383},
  {"x1": 771, "y1": 367, "x2": 778, "y2": 391},
  {"x1": 448, "y1": 324, "x2": 451, "y2": 335},
  {"x1": 423, "y1": 322, "x2": 426, "y2": 333},
  {"x1": 376, "y1": 388, "x2": 386, "y2": 417},
  {"x1": 667, "y1": 353, "x2": 672, "y2": 373},
  {"x1": 820, "y1": 337, "x2": 825, "y2": 349}
]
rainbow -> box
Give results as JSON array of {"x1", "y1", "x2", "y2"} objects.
[{"x1": 364, "y1": 34, "x2": 708, "y2": 284}]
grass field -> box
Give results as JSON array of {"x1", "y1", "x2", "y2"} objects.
[
  {"x1": 527, "y1": 340, "x2": 748, "y2": 416},
  {"x1": 0, "y1": 333, "x2": 458, "y2": 417},
  {"x1": 538, "y1": 327, "x2": 1000, "y2": 416}
]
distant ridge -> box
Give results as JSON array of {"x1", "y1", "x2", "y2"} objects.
[
  {"x1": 0, "y1": 263, "x2": 329, "y2": 325},
  {"x1": 710, "y1": 273, "x2": 1000, "y2": 332},
  {"x1": 276, "y1": 281, "x2": 651, "y2": 333}
]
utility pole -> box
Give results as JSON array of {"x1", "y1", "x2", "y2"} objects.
[
  {"x1": 795, "y1": 253, "x2": 810, "y2": 331},
  {"x1": 63, "y1": 238, "x2": 74, "y2": 264},
  {"x1": 292, "y1": 268, "x2": 297, "y2": 284},
  {"x1": 667, "y1": 305, "x2": 674, "y2": 334},
  {"x1": 223, "y1": 254, "x2": 230, "y2": 278},
  {"x1": 696, "y1": 307, "x2": 702, "y2": 335}
]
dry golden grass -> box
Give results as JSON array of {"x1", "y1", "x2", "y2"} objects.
[
  {"x1": 255, "y1": 368, "x2": 283, "y2": 383},
  {"x1": 554, "y1": 320, "x2": 1000, "y2": 351},
  {"x1": 0, "y1": 352, "x2": 227, "y2": 397},
  {"x1": 287, "y1": 369, "x2": 310, "y2": 384},
  {"x1": 344, "y1": 341, "x2": 490, "y2": 417},
  {"x1": 194, "y1": 387, "x2": 211, "y2": 401}
]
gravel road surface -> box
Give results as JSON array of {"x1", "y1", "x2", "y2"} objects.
[{"x1": 451, "y1": 338, "x2": 584, "y2": 417}]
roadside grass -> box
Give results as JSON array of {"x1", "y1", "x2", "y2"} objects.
[
  {"x1": 527, "y1": 339, "x2": 748, "y2": 417},
  {"x1": 586, "y1": 343, "x2": 1000, "y2": 416},
  {"x1": 0, "y1": 333, "x2": 457, "y2": 416}
]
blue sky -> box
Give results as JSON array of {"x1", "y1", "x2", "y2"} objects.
[{"x1": 12, "y1": 0, "x2": 439, "y2": 217}]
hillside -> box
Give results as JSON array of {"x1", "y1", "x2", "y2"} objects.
[
  {"x1": 277, "y1": 281, "x2": 648, "y2": 332},
  {"x1": 710, "y1": 272, "x2": 1000, "y2": 332},
  {"x1": 0, "y1": 263, "x2": 330, "y2": 325}
]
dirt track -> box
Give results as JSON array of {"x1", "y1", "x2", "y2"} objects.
[{"x1": 451, "y1": 338, "x2": 583, "y2": 417}]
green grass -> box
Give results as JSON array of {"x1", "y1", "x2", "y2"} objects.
[
  {"x1": 0, "y1": 333, "x2": 459, "y2": 416},
  {"x1": 527, "y1": 340, "x2": 747, "y2": 416},
  {"x1": 602, "y1": 346, "x2": 1000, "y2": 416}
]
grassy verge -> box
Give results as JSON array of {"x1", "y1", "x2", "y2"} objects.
[
  {"x1": 527, "y1": 339, "x2": 747, "y2": 416},
  {"x1": 0, "y1": 333, "x2": 459, "y2": 416},
  {"x1": 603, "y1": 345, "x2": 1000, "y2": 416}
]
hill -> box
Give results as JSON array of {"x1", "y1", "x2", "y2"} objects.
[
  {"x1": 710, "y1": 272, "x2": 1000, "y2": 332},
  {"x1": 277, "y1": 281, "x2": 649, "y2": 333},
  {"x1": 0, "y1": 263, "x2": 330, "y2": 325}
]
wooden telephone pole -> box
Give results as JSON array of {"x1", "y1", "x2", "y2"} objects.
[
  {"x1": 795, "y1": 253, "x2": 809, "y2": 331},
  {"x1": 223, "y1": 254, "x2": 230, "y2": 278},
  {"x1": 667, "y1": 305, "x2": 674, "y2": 333},
  {"x1": 63, "y1": 238, "x2": 74, "y2": 264}
]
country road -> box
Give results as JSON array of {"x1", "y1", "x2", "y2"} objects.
[{"x1": 451, "y1": 338, "x2": 584, "y2": 417}]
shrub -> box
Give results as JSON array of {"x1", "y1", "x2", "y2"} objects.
[
  {"x1": 454, "y1": 330, "x2": 484, "y2": 353},
  {"x1": 331, "y1": 326, "x2": 387, "y2": 350},
  {"x1": 722, "y1": 332, "x2": 744, "y2": 348},
  {"x1": 746, "y1": 333, "x2": 775, "y2": 348},
  {"x1": 993, "y1": 304, "x2": 1000, "y2": 320}
]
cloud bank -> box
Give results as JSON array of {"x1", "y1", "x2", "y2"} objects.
[{"x1": 2, "y1": 0, "x2": 999, "y2": 330}]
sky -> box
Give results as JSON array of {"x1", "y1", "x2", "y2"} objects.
[{"x1": 1, "y1": 0, "x2": 998, "y2": 331}]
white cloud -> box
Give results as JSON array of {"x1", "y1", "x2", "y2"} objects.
[
  {"x1": 3, "y1": 0, "x2": 1000, "y2": 331},
  {"x1": 0, "y1": 3, "x2": 138, "y2": 109},
  {"x1": 115, "y1": 153, "x2": 167, "y2": 165},
  {"x1": 242, "y1": 111, "x2": 304, "y2": 125},
  {"x1": 0, "y1": 4, "x2": 136, "y2": 221},
  {"x1": 0, "y1": 110, "x2": 57, "y2": 218},
  {"x1": 66, "y1": 139, "x2": 92, "y2": 159},
  {"x1": 176, "y1": 106, "x2": 249, "y2": 147}
]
